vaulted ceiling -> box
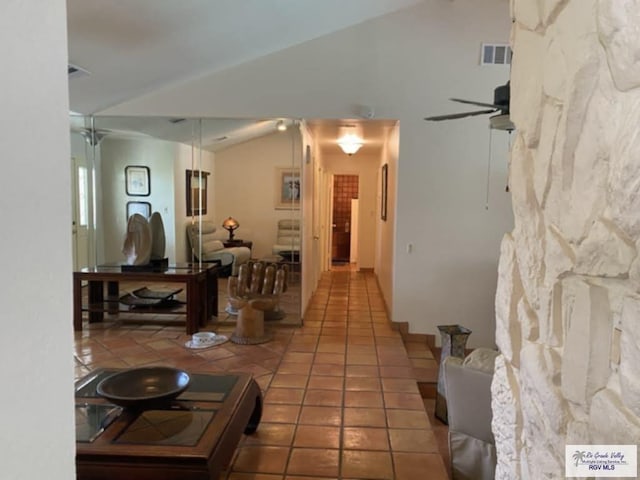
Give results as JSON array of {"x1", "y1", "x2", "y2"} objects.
[{"x1": 67, "y1": 0, "x2": 423, "y2": 114}]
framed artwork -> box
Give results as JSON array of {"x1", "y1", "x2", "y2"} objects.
[
  {"x1": 275, "y1": 167, "x2": 301, "y2": 209},
  {"x1": 126, "y1": 201, "x2": 151, "y2": 219},
  {"x1": 125, "y1": 165, "x2": 150, "y2": 196},
  {"x1": 381, "y1": 163, "x2": 388, "y2": 221},
  {"x1": 186, "y1": 169, "x2": 209, "y2": 216}
]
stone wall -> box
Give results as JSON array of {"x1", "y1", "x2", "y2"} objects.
[{"x1": 492, "y1": 0, "x2": 640, "y2": 477}]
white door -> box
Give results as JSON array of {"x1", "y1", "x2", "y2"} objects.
[
  {"x1": 350, "y1": 198, "x2": 359, "y2": 264},
  {"x1": 71, "y1": 156, "x2": 91, "y2": 270}
]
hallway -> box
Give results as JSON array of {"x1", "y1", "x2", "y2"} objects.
[{"x1": 74, "y1": 269, "x2": 448, "y2": 479}]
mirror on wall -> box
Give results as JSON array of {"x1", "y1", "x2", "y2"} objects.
[{"x1": 70, "y1": 114, "x2": 302, "y2": 325}]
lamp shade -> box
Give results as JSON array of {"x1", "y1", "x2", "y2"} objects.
[
  {"x1": 222, "y1": 217, "x2": 239, "y2": 240},
  {"x1": 338, "y1": 133, "x2": 363, "y2": 155}
]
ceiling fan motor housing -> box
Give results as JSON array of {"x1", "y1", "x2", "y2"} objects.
[{"x1": 493, "y1": 82, "x2": 510, "y2": 110}]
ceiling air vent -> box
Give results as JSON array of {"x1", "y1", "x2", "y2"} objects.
[
  {"x1": 480, "y1": 43, "x2": 512, "y2": 66},
  {"x1": 68, "y1": 63, "x2": 90, "y2": 79}
]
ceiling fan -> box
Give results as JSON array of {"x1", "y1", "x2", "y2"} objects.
[{"x1": 424, "y1": 81, "x2": 514, "y2": 131}]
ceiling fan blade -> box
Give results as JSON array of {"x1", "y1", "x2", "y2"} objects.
[
  {"x1": 450, "y1": 98, "x2": 502, "y2": 109},
  {"x1": 424, "y1": 109, "x2": 497, "y2": 121}
]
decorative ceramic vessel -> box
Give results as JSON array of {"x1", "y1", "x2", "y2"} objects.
[{"x1": 435, "y1": 324, "x2": 472, "y2": 424}]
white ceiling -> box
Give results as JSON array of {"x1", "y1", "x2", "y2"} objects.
[
  {"x1": 67, "y1": 0, "x2": 416, "y2": 152},
  {"x1": 67, "y1": 0, "x2": 424, "y2": 114}
]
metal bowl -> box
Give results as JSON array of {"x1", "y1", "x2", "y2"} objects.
[{"x1": 96, "y1": 367, "x2": 191, "y2": 408}]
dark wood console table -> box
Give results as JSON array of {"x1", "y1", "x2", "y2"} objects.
[
  {"x1": 75, "y1": 370, "x2": 262, "y2": 480},
  {"x1": 73, "y1": 263, "x2": 219, "y2": 335}
]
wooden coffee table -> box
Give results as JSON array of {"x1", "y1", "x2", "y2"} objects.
[{"x1": 75, "y1": 369, "x2": 262, "y2": 480}]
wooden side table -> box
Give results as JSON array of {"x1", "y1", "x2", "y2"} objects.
[{"x1": 223, "y1": 239, "x2": 253, "y2": 251}]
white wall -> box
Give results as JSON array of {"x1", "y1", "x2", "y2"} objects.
[
  {"x1": 100, "y1": 138, "x2": 178, "y2": 262},
  {"x1": 377, "y1": 124, "x2": 400, "y2": 315},
  {"x1": 0, "y1": 1, "x2": 75, "y2": 479},
  {"x1": 102, "y1": 0, "x2": 513, "y2": 346}
]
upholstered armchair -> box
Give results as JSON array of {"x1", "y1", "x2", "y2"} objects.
[
  {"x1": 272, "y1": 218, "x2": 300, "y2": 259},
  {"x1": 186, "y1": 221, "x2": 250, "y2": 276},
  {"x1": 227, "y1": 262, "x2": 288, "y2": 344},
  {"x1": 443, "y1": 348, "x2": 498, "y2": 480}
]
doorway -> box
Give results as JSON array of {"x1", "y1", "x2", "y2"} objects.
[
  {"x1": 71, "y1": 156, "x2": 92, "y2": 271},
  {"x1": 331, "y1": 174, "x2": 359, "y2": 266}
]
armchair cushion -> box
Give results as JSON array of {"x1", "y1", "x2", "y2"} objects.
[{"x1": 272, "y1": 218, "x2": 300, "y2": 255}]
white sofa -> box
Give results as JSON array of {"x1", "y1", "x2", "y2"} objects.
[
  {"x1": 186, "y1": 221, "x2": 250, "y2": 276},
  {"x1": 443, "y1": 348, "x2": 498, "y2": 480}
]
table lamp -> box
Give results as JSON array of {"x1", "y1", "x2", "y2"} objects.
[{"x1": 222, "y1": 217, "x2": 240, "y2": 241}]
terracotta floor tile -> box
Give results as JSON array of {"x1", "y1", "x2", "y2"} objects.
[
  {"x1": 298, "y1": 406, "x2": 342, "y2": 426},
  {"x1": 286, "y1": 448, "x2": 340, "y2": 477},
  {"x1": 316, "y1": 342, "x2": 346, "y2": 354},
  {"x1": 276, "y1": 362, "x2": 312, "y2": 375},
  {"x1": 341, "y1": 450, "x2": 394, "y2": 479},
  {"x1": 322, "y1": 326, "x2": 347, "y2": 336},
  {"x1": 281, "y1": 352, "x2": 315, "y2": 363},
  {"x1": 287, "y1": 342, "x2": 316, "y2": 353},
  {"x1": 261, "y1": 405, "x2": 301, "y2": 424},
  {"x1": 348, "y1": 345, "x2": 377, "y2": 355},
  {"x1": 348, "y1": 336, "x2": 375, "y2": 345},
  {"x1": 383, "y1": 392, "x2": 425, "y2": 410},
  {"x1": 345, "y1": 377, "x2": 381, "y2": 392},
  {"x1": 228, "y1": 473, "x2": 283, "y2": 480},
  {"x1": 270, "y1": 374, "x2": 309, "y2": 389},
  {"x1": 392, "y1": 452, "x2": 449, "y2": 480},
  {"x1": 293, "y1": 425, "x2": 340, "y2": 448},
  {"x1": 283, "y1": 477, "x2": 335, "y2": 480},
  {"x1": 344, "y1": 390, "x2": 384, "y2": 408},
  {"x1": 343, "y1": 407, "x2": 387, "y2": 427},
  {"x1": 378, "y1": 366, "x2": 414, "y2": 378},
  {"x1": 345, "y1": 365, "x2": 380, "y2": 378},
  {"x1": 342, "y1": 427, "x2": 389, "y2": 450},
  {"x1": 346, "y1": 353, "x2": 378, "y2": 365},
  {"x1": 310, "y1": 363, "x2": 345, "y2": 377},
  {"x1": 314, "y1": 352, "x2": 345, "y2": 364},
  {"x1": 306, "y1": 375, "x2": 344, "y2": 391},
  {"x1": 303, "y1": 389, "x2": 343, "y2": 407},
  {"x1": 264, "y1": 388, "x2": 305, "y2": 405},
  {"x1": 243, "y1": 423, "x2": 296, "y2": 447},
  {"x1": 380, "y1": 378, "x2": 419, "y2": 393},
  {"x1": 232, "y1": 446, "x2": 289, "y2": 474},
  {"x1": 389, "y1": 428, "x2": 439, "y2": 453},
  {"x1": 386, "y1": 409, "x2": 431, "y2": 429}
]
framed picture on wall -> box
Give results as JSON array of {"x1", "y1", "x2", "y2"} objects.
[
  {"x1": 126, "y1": 201, "x2": 151, "y2": 219},
  {"x1": 381, "y1": 163, "x2": 388, "y2": 221},
  {"x1": 275, "y1": 167, "x2": 301, "y2": 209},
  {"x1": 186, "y1": 169, "x2": 209, "y2": 216},
  {"x1": 125, "y1": 165, "x2": 150, "y2": 196}
]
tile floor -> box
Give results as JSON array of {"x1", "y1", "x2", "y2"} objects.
[{"x1": 74, "y1": 269, "x2": 450, "y2": 479}]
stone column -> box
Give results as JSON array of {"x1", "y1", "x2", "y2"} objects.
[{"x1": 493, "y1": 0, "x2": 640, "y2": 478}]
